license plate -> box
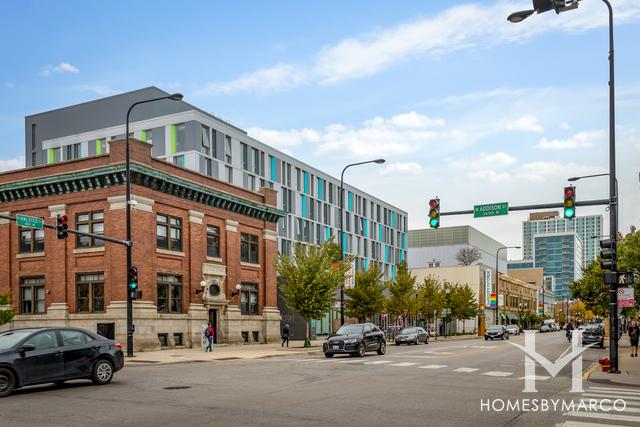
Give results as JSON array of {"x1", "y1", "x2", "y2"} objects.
[{"x1": 332, "y1": 345, "x2": 339, "y2": 349}]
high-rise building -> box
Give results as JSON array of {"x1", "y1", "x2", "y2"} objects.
[
  {"x1": 533, "y1": 232, "x2": 584, "y2": 301},
  {"x1": 24, "y1": 87, "x2": 407, "y2": 280},
  {"x1": 522, "y1": 211, "x2": 601, "y2": 267}
]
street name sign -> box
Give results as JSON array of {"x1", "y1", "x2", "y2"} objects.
[
  {"x1": 16, "y1": 214, "x2": 44, "y2": 229},
  {"x1": 474, "y1": 202, "x2": 508, "y2": 218}
]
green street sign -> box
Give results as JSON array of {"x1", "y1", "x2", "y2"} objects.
[
  {"x1": 473, "y1": 202, "x2": 508, "y2": 218},
  {"x1": 16, "y1": 214, "x2": 44, "y2": 229}
]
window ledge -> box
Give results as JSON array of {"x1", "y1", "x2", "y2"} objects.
[
  {"x1": 73, "y1": 246, "x2": 105, "y2": 254},
  {"x1": 240, "y1": 262, "x2": 261, "y2": 269},
  {"x1": 16, "y1": 251, "x2": 45, "y2": 259},
  {"x1": 206, "y1": 256, "x2": 223, "y2": 263},
  {"x1": 156, "y1": 248, "x2": 185, "y2": 257}
]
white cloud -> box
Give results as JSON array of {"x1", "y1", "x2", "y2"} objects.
[
  {"x1": 0, "y1": 156, "x2": 25, "y2": 172},
  {"x1": 247, "y1": 127, "x2": 321, "y2": 149},
  {"x1": 450, "y1": 151, "x2": 516, "y2": 170},
  {"x1": 500, "y1": 115, "x2": 544, "y2": 133},
  {"x1": 4, "y1": 82, "x2": 15, "y2": 89},
  {"x1": 196, "y1": 64, "x2": 307, "y2": 95},
  {"x1": 536, "y1": 130, "x2": 605, "y2": 150},
  {"x1": 367, "y1": 111, "x2": 445, "y2": 129},
  {"x1": 39, "y1": 62, "x2": 80, "y2": 77},
  {"x1": 378, "y1": 162, "x2": 423, "y2": 176}
]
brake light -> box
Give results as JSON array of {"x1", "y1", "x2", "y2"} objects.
[{"x1": 115, "y1": 342, "x2": 122, "y2": 350}]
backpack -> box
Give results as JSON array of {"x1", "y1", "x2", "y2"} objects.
[{"x1": 205, "y1": 327, "x2": 211, "y2": 338}]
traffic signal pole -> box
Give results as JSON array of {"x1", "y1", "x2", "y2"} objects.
[{"x1": 439, "y1": 199, "x2": 609, "y2": 216}]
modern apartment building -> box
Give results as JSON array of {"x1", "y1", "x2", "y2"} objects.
[
  {"x1": 522, "y1": 211, "x2": 602, "y2": 267},
  {"x1": 24, "y1": 87, "x2": 408, "y2": 280},
  {"x1": 533, "y1": 232, "x2": 584, "y2": 301}
]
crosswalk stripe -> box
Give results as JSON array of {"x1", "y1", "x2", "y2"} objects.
[
  {"x1": 389, "y1": 362, "x2": 417, "y2": 367},
  {"x1": 558, "y1": 421, "x2": 627, "y2": 427},
  {"x1": 587, "y1": 387, "x2": 640, "y2": 395},
  {"x1": 423, "y1": 350, "x2": 452, "y2": 355},
  {"x1": 518, "y1": 375, "x2": 550, "y2": 381},
  {"x1": 364, "y1": 360, "x2": 393, "y2": 365},
  {"x1": 418, "y1": 364, "x2": 448, "y2": 369},
  {"x1": 453, "y1": 367, "x2": 479, "y2": 373},
  {"x1": 581, "y1": 393, "x2": 640, "y2": 401},
  {"x1": 564, "y1": 411, "x2": 640, "y2": 423},
  {"x1": 482, "y1": 371, "x2": 513, "y2": 377},
  {"x1": 584, "y1": 390, "x2": 640, "y2": 397}
]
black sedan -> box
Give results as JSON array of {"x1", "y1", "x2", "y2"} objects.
[
  {"x1": 395, "y1": 327, "x2": 429, "y2": 345},
  {"x1": 484, "y1": 325, "x2": 509, "y2": 341},
  {"x1": 579, "y1": 325, "x2": 605, "y2": 348},
  {"x1": 323, "y1": 323, "x2": 386, "y2": 358},
  {"x1": 0, "y1": 327, "x2": 124, "y2": 397}
]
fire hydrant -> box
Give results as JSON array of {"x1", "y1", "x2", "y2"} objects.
[{"x1": 599, "y1": 357, "x2": 610, "y2": 372}]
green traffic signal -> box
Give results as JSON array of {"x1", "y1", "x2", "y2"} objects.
[
  {"x1": 429, "y1": 217, "x2": 440, "y2": 228},
  {"x1": 128, "y1": 281, "x2": 138, "y2": 290},
  {"x1": 564, "y1": 207, "x2": 575, "y2": 219}
]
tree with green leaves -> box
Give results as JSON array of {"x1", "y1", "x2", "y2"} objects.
[
  {"x1": 0, "y1": 291, "x2": 14, "y2": 326},
  {"x1": 445, "y1": 282, "x2": 479, "y2": 332},
  {"x1": 345, "y1": 264, "x2": 385, "y2": 323},
  {"x1": 416, "y1": 276, "x2": 445, "y2": 324},
  {"x1": 276, "y1": 238, "x2": 350, "y2": 347},
  {"x1": 571, "y1": 261, "x2": 610, "y2": 318},
  {"x1": 386, "y1": 262, "x2": 417, "y2": 326}
]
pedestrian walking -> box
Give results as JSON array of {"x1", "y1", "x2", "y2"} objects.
[
  {"x1": 205, "y1": 322, "x2": 215, "y2": 352},
  {"x1": 629, "y1": 320, "x2": 639, "y2": 357},
  {"x1": 281, "y1": 323, "x2": 290, "y2": 347}
]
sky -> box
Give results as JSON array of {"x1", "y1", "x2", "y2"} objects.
[{"x1": 1, "y1": 0, "x2": 639, "y2": 259}]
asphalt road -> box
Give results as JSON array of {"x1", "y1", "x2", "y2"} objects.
[{"x1": 1, "y1": 331, "x2": 638, "y2": 427}]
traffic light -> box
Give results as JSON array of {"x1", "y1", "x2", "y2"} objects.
[
  {"x1": 128, "y1": 267, "x2": 141, "y2": 299},
  {"x1": 428, "y1": 198, "x2": 440, "y2": 229},
  {"x1": 56, "y1": 214, "x2": 68, "y2": 239},
  {"x1": 563, "y1": 186, "x2": 576, "y2": 219},
  {"x1": 599, "y1": 239, "x2": 614, "y2": 271}
]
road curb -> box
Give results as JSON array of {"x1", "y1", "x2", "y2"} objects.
[{"x1": 582, "y1": 361, "x2": 600, "y2": 381}]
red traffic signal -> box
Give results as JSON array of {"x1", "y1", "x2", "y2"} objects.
[
  {"x1": 564, "y1": 187, "x2": 574, "y2": 197},
  {"x1": 56, "y1": 214, "x2": 69, "y2": 240},
  {"x1": 429, "y1": 199, "x2": 439, "y2": 209}
]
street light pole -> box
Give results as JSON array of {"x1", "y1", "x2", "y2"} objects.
[
  {"x1": 507, "y1": 0, "x2": 619, "y2": 374},
  {"x1": 495, "y1": 246, "x2": 520, "y2": 326},
  {"x1": 339, "y1": 159, "x2": 385, "y2": 326},
  {"x1": 125, "y1": 93, "x2": 183, "y2": 357}
]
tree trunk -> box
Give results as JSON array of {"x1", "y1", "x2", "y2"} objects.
[{"x1": 304, "y1": 319, "x2": 311, "y2": 348}]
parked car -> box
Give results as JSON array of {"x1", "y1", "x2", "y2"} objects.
[
  {"x1": 0, "y1": 327, "x2": 124, "y2": 398},
  {"x1": 323, "y1": 323, "x2": 386, "y2": 358},
  {"x1": 540, "y1": 320, "x2": 557, "y2": 332},
  {"x1": 505, "y1": 325, "x2": 520, "y2": 335},
  {"x1": 484, "y1": 325, "x2": 509, "y2": 341},
  {"x1": 384, "y1": 326, "x2": 403, "y2": 341},
  {"x1": 395, "y1": 327, "x2": 429, "y2": 345},
  {"x1": 580, "y1": 325, "x2": 605, "y2": 348}
]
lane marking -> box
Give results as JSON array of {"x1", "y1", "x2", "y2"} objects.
[
  {"x1": 482, "y1": 371, "x2": 513, "y2": 377},
  {"x1": 583, "y1": 389, "x2": 640, "y2": 397},
  {"x1": 418, "y1": 364, "x2": 448, "y2": 369},
  {"x1": 581, "y1": 393, "x2": 640, "y2": 401},
  {"x1": 564, "y1": 411, "x2": 640, "y2": 423},
  {"x1": 423, "y1": 351, "x2": 452, "y2": 355},
  {"x1": 453, "y1": 367, "x2": 479, "y2": 373},
  {"x1": 587, "y1": 386, "x2": 640, "y2": 395},
  {"x1": 468, "y1": 345, "x2": 495, "y2": 349},
  {"x1": 389, "y1": 362, "x2": 418, "y2": 367},
  {"x1": 518, "y1": 375, "x2": 550, "y2": 381},
  {"x1": 364, "y1": 360, "x2": 393, "y2": 365},
  {"x1": 558, "y1": 421, "x2": 626, "y2": 427}
]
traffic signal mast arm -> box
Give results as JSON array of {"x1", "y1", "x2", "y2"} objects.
[
  {"x1": 0, "y1": 212, "x2": 131, "y2": 246},
  {"x1": 438, "y1": 198, "x2": 609, "y2": 216}
]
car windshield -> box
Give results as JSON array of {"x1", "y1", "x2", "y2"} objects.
[
  {"x1": 335, "y1": 325, "x2": 364, "y2": 335},
  {"x1": 488, "y1": 326, "x2": 503, "y2": 331},
  {"x1": 585, "y1": 326, "x2": 603, "y2": 333},
  {"x1": 507, "y1": 325, "x2": 517, "y2": 329},
  {"x1": 0, "y1": 330, "x2": 33, "y2": 350},
  {"x1": 400, "y1": 328, "x2": 418, "y2": 334}
]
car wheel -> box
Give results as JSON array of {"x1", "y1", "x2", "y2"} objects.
[
  {"x1": 395, "y1": 342, "x2": 401, "y2": 346},
  {"x1": 377, "y1": 341, "x2": 386, "y2": 355},
  {"x1": 415, "y1": 338, "x2": 419, "y2": 345},
  {"x1": 324, "y1": 352, "x2": 334, "y2": 358},
  {"x1": 92, "y1": 359, "x2": 114, "y2": 385},
  {"x1": 485, "y1": 337, "x2": 488, "y2": 341},
  {"x1": 54, "y1": 380, "x2": 66, "y2": 387},
  {"x1": 506, "y1": 335, "x2": 509, "y2": 340},
  {"x1": 426, "y1": 337, "x2": 429, "y2": 344},
  {"x1": 600, "y1": 343, "x2": 604, "y2": 349},
  {"x1": 357, "y1": 343, "x2": 366, "y2": 357},
  {"x1": 0, "y1": 368, "x2": 16, "y2": 398}
]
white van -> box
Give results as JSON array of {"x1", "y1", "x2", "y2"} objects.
[{"x1": 540, "y1": 319, "x2": 556, "y2": 332}]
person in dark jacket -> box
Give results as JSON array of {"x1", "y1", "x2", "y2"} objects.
[
  {"x1": 629, "y1": 320, "x2": 639, "y2": 357},
  {"x1": 281, "y1": 323, "x2": 290, "y2": 347}
]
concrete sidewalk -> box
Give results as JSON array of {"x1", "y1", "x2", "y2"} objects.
[
  {"x1": 431, "y1": 334, "x2": 481, "y2": 342},
  {"x1": 125, "y1": 340, "x2": 323, "y2": 365},
  {"x1": 587, "y1": 343, "x2": 640, "y2": 386}
]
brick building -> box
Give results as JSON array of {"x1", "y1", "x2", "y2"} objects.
[{"x1": 0, "y1": 138, "x2": 285, "y2": 351}]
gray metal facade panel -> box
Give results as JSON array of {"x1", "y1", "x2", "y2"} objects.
[{"x1": 151, "y1": 127, "x2": 166, "y2": 157}]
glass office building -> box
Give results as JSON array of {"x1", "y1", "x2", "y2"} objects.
[{"x1": 533, "y1": 233, "x2": 583, "y2": 301}]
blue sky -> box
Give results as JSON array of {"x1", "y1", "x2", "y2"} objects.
[{"x1": 1, "y1": 0, "x2": 639, "y2": 257}]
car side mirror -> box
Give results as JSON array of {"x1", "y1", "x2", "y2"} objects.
[{"x1": 18, "y1": 344, "x2": 36, "y2": 354}]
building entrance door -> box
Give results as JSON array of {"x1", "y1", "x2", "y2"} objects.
[{"x1": 208, "y1": 309, "x2": 218, "y2": 344}]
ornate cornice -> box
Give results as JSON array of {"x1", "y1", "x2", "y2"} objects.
[{"x1": 0, "y1": 163, "x2": 285, "y2": 223}]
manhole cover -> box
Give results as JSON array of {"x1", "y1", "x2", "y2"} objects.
[{"x1": 163, "y1": 386, "x2": 192, "y2": 390}]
